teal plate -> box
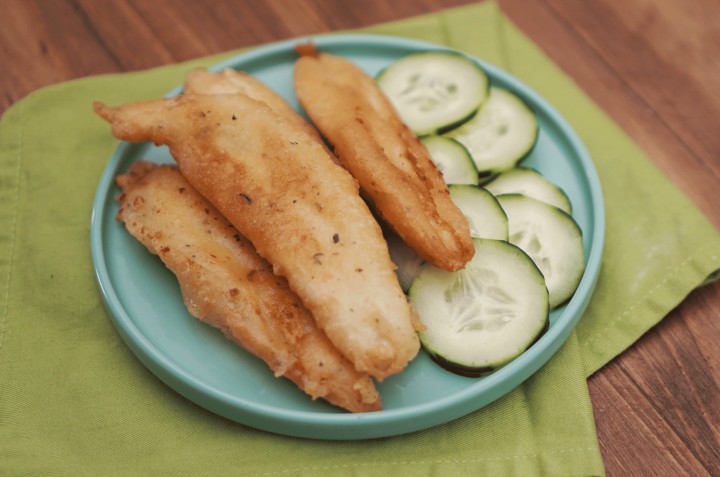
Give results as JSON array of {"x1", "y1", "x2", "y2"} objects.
[{"x1": 91, "y1": 34, "x2": 604, "y2": 440}]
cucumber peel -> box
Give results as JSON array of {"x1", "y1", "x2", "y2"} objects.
[
  {"x1": 446, "y1": 87, "x2": 538, "y2": 178},
  {"x1": 409, "y1": 238, "x2": 549, "y2": 376},
  {"x1": 377, "y1": 51, "x2": 489, "y2": 136}
]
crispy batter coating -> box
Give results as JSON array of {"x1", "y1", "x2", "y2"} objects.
[
  {"x1": 294, "y1": 46, "x2": 474, "y2": 272},
  {"x1": 94, "y1": 93, "x2": 420, "y2": 380},
  {"x1": 184, "y1": 68, "x2": 324, "y2": 145},
  {"x1": 115, "y1": 162, "x2": 381, "y2": 412}
]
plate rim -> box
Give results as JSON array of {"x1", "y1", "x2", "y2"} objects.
[{"x1": 90, "y1": 33, "x2": 605, "y2": 440}]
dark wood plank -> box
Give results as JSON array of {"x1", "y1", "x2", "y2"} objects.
[
  {"x1": 589, "y1": 364, "x2": 711, "y2": 477},
  {"x1": 545, "y1": 0, "x2": 720, "y2": 179},
  {"x1": 0, "y1": 0, "x2": 124, "y2": 110},
  {"x1": 621, "y1": 282, "x2": 720, "y2": 472},
  {"x1": 0, "y1": 0, "x2": 474, "y2": 115},
  {"x1": 500, "y1": 0, "x2": 720, "y2": 230},
  {"x1": 501, "y1": 0, "x2": 720, "y2": 474},
  {"x1": 589, "y1": 281, "x2": 720, "y2": 477},
  {"x1": 75, "y1": 0, "x2": 180, "y2": 67}
]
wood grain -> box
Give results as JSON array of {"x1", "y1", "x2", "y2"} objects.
[
  {"x1": 500, "y1": 0, "x2": 720, "y2": 230},
  {"x1": 545, "y1": 0, "x2": 720, "y2": 179},
  {"x1": 501, "y1": 0, "x2": 720, "y2": 474},
  {"x1": 590, "y1": 365, "x2": 711, "y2": 477},
  {"x1": 588, "y1": 281, "x2": 720, "y2": 477},
  {"x1": 0, "y1": 0, "x2": 472, "y2": 114},
  {"x1": 1, "y1": 1, "x2": 719, "y2": 475}
]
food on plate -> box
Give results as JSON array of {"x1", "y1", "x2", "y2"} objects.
[
  {"x1": 115, "y1": 162, "x2": 381, "y2": 412},
  {"x1": 94, "y1": 92, "x2": 421, "y2": 381},
  {"x1": 388, "y1": 185, "x2": 509, "y2": 292},
  {"x1": 375, "y1": 51, "x2": 489, "y2": 136},
  {"x1": 376, "y1": 53, "x2": 538, "y2": 184},
  {"x1": 445, "y1": 87, "x2": 539, "y2": 182},
  {"x1": 377, "y1": 50, "x2": 589, "y2": 375},
  {"x1": 294, "y1": 43, "x2": 474, "y2": 272},
  {"x1": 420, "y1": 135, "x2": 479, "y2": 185},
  {"x1": 409, "y1": 238, "x2": 549, "y2": 376},
  {"x1": 385, "y1": 231, "x2": 423, "y2": 293},
  {"x1": 448, "y1": 185, "x2": 508, "y2": 241},
  {"x1": 484, "y1": 167, "x2": 572, "y2": 214},
  {"x1": 497, "y1": 194, "x2": 585, "y2": 309},
  {"x1": 183, "y1": 67, "x2": 325, "y2": 145}
]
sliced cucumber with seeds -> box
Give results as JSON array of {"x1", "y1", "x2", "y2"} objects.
[
  {"x1": 485, "y1": 167, "x2": 572, "y2": 214},
  {"x1": 497, "y1": 194, "x2": 585, "y2": 309},
  {"x1": 409, "y1": 238, "x2": 549, "y2": 376},
  {"x1": 446, "y1": 87, "x2": 538, "y2": 179},
  {"x1": 388, "y1": 184, "x2": 509, "y2": 291},
  {"x1": 449, "y1": 185, "x2": 508, "y2": 240},
  {"x1": 422, "y1": 136, "x2": 479, "y2": 185},
  {"x1": 377, "y1": 51, "x2": 489, "y2": 136}
]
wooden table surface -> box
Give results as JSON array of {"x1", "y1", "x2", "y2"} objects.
[{"x1": 2, "y1": 1, "x2": 718, "y2": 475}]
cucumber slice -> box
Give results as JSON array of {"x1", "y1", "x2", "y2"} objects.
[
  {"x1": 446, "y1": 87, "x2": 538, "y2": 178},
  {"x1": 409, "y1": 238, "x2": 549, "y2": 376},
  {"x1": 497, "y1": 194, "x2": 585, "y2": 309},
  {"x1": 449, "y1": 185, "x2": 508, "y2": 240},
  {"x1": 386, "y1": 232, "x2": 424, "y2": 292},
  {"x1": 485, "y1": 167, "x2": 572, "y2": 214},
  {"x1": 377, "y1": 51, "x2": 489, "y2": 136},
  {"x1": 422, "y1": 136, "x2": 479, "y2": 185}
]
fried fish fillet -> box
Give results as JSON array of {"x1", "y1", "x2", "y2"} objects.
[
  {"x1": 183, "y1": 68, "x2": 324, "y2": 145},
  {"x1": 115, "y1": 162, "x2": 381, "y2": 412},
  {"x1": 94, "y1": 93, "x2": 420, "y2": 380},
  {"x1": 294, "y1": 45, "x2": 474, "y2": 272}
]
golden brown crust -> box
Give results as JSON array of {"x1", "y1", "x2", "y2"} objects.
[
  {"x1": 183, "y1": 68, "x2": 324, "y2": 145},
  {"x1": 295, "y1": 42, "x2": 318, "y2": 58},
  {"x1": 115, "y1": 162, "x2": 381, "y2": 412},
  {"x1": 95, "y1": 93, "x2": 420, "y2": 381},
  {"x1": 294, "y1": 50, "x2": 474, "y2": 271}
]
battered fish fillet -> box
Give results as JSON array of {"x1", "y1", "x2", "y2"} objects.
[
  {"x1": 115, "y1": 162, "x2": 381, "y2": 412},
  {"x1": 183, "y1": 68, "x2": 324, "y2": 145},
  {"x1": 94, "y1": 94, "x2": 421, "y2": 381},
  {"x1": 294, "y1": 45, "x2": 474, "y2": 272}
]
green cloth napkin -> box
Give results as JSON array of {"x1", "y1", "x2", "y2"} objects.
[{"x1": 1, "y1": 2, "x2": 718, "y2": 475}]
